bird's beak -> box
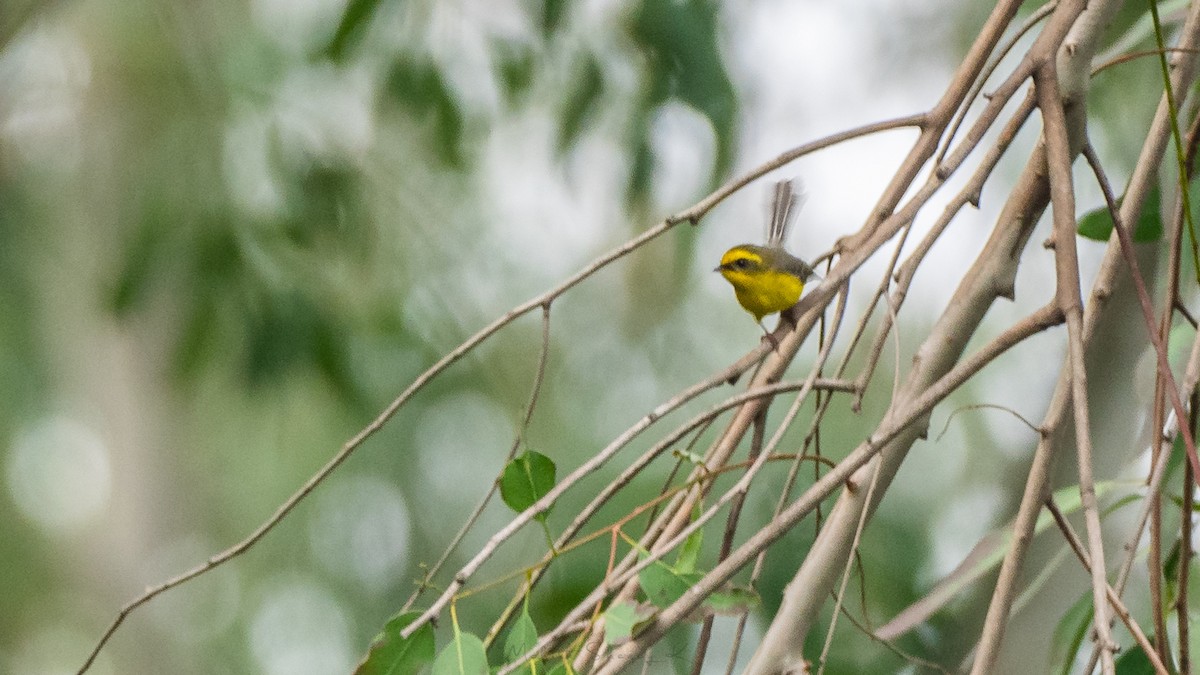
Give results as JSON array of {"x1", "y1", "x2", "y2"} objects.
[{"x1": 713, "y1": 265, "x2": 724, "y2": 272}]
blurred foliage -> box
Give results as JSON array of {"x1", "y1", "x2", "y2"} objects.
[
  {"x1": 0, "y1": 184, "x2": 46, "y2": 425},
  {"x1": 624, "y1": 0, "x2": 737, "y2": 202},
  {"x1": 0, "y1": 0, "x2": 748, "y2": 672},
  {"x1": 383, "y1": 60, "x2": 466, "y2": 168},
  {"x1": 1, "y1": 0, "x2": 1182, "y2": 674},
  {"x1": 1075, "y1": 183, "x2": 1165, "y2": 242},
  {"x1": 325, "y1": 0, "x2": 383, "y2": 62},
  {"x1": 83, "y1": 0, "x2": 741, "y2": 401}
]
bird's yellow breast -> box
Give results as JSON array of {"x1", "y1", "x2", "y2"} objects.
[
  {"x1": 722, "y1": 267, "x2": 805, "y2": 322},
  {"x1": 716, "y1": 245, "x2": 811, "y2": 323}
]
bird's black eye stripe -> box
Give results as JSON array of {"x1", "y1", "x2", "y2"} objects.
[{"x1": 733, "y1": 258, "x2": 751, "y2": 269}]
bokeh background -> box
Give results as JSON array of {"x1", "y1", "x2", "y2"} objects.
[{"x1": 0, "y1": 1, "x2": 1177, "y2": 673}]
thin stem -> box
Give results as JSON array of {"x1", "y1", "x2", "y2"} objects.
[
  {"x1": 408, "y1": 304, "x2": 555, "y2": 616},
  {"x1": 1082, "y1": 144, "x2": 1200, "y2": 481},
  {"x1": 1043, "y1": 499, "x2": 1171, "y2": 675},
  {"x1": 1180, "y1": 392, "x2": 1196, "y2": 675},
  {"x1": 594, "y1": 303, "x2": 1064, "y2": 674},
  {"x1": 1149, "y1": 0, "x2": 1200, "y2": 280},
  {"x1": 1038, "y1": 58, "x2": 1116, "y2": 673}
]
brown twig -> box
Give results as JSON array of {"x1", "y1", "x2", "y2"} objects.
[
  {"x1": 76, "y1": 216, "x2": 678, "y2": 674},
  {"x1": 934, "y1": 403, "x2": 1042, "y2": 441},
  {"x1": 689, "y1": 412, "x2": 767, "y2": 675},
  {"x1": 1093, "y1": 47, "x2": 1200, "y2": 75},
  {"x1": 1182, "y1": 393, "x2": 1197, "y2": 675},
  {"x1": 594, "y1": 302, "x2": 1064, "y2": 674},
  {"x1": 933, "y1": 0, "x2": 1057, "y2": 167},
  {"x1": 854, "y1": 92, "x2": 1039, "y2": 410},
  {"x1": 974, "y1": 1, "x2": 1200, "y2": 669},
  {"x1": 573, "y1": 279, "x2": 852, "y2": 672},
  {"x1": 1043, "y1": 498, "x2": 1170, "y2": 675},
  {"x1": 1082, "y1": 145, "x2": 1200, "y2": 480},
  {"x1": 1038, "y1": 59, "x2": 1117, "y2": 672},
  {"x1": 1081, "y1": 321, "x2": 1200, "y2": 673},
  {"x1": 407, "y1": 303, "x2": 555, "y2": 617}
]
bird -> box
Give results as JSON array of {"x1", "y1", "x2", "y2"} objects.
[{"x1": 715, "y1": 179, "x2": 817, "y2": 339}]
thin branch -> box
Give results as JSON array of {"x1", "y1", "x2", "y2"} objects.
[
  {"x1": 490, "y1": 380, "x2": 856, "y2": 649},
  {"x1": 689, "y1": 412, "x2": 767, "y2": 675},
  {"x1": 817, "y1": 454, "x2": 885, "y2": 674},
  {"x1": 934, "y1": 403, "x2": 1042, "y2": 441},
  {"x1": 78, "y1": 102, "x2": 938, "y2": 673},
  {"x1": 405, "y1": 372, "x2": 817, "y2": 643},
  {"x1": 76, "y1": 218, "x2": 677, "y2": 674},
  {"x1": 1086, "y1": 143, "x2": 1169, "y2": 665},
  {"x1": 974, "y1": 1, "x2": 1200, "y2": 668},
  {"x1": 527, "y1": 383, "x2": 847, "y2": 674},
  {"x1": 855, "y1": 92, "x2": 1039, "y2": 409},
  {"x1": 934, "y1": 0, "x2": 1057, "y2": 167},
  {"x1": 573, "y1": 284, "x2": 852, "y2": 671},
  {"x1": 1093, "y1": 46, "x2": 1200, "y2": 75},
  {"x1": 676, "y1": 114, "x2": 928, "y2": 225},
  {"x1": 407, "y1": 303, "x2": 554, "y2": 616},
  {"x1": 1038, "y1": 57, "x2": 1117, "y2": 673},
  {"x1": 1181, "y1": 393, "x2": 1196, "y2": 675},
  {"x1": 1043, "y1": 498, "x2": 1171, "y2": 675},
  {"x1": 746, "y1": 5, "x2": 1098, "y2": 666},
  {"x1": 595, "y1": 303, "x2": 1064, "y2": 675},
  {"x1": 1149, "y1": 0, "x2": 1200, "y2": 280},
  {"x1": 838, "y1": 605, "x2": 954, "y2": 675},
  {"x1": 1082, "y1": 144, "x2": 1200, "y2": 481},
  {"x1": 1088, "y1": 309, "x2": 1200, "y2": 674},
  {"x1": 850, "y1": 222, "x2": 910, "y2": 412}
]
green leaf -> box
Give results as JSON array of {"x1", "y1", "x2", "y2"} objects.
[
  {"x1": 1168, "y1": 321, "x2": 1196, "y2": 366},
  {"x1": 626, "y1": 0, "x2": 738, "y2": 194},
  {"x1": 385, "y1": 60, "x2": 466, "y2": 168},
  {"x1": 626, "y1": 133, "x2": 654, "y2": 205},
  {"x1": 1114, "y1": 643, "x2": 1157, "y2": 675},
  {"x1": 503, "y1": 608, "x2": 539, "y2": 664},
  {"x1": 325, "y1": 0, "x2": 382, "y2": 61},
  {"x1": 499, "y1": 451, "x2": 557, "y2": 521},
  {"x1": 1166, "y1": 425, "x2": 1193, "y2": 486},
  {"x1": 556, "y1": 56, "x2": 604, "y2": 153},
  {"x1": 702, "y1": 586, "x2": 761, "y2": 616},
  {"x1": 355, "y1": 611, "x2": 436, "y2": 675},
  {"x1": 1164, "y1": 538, "x2": 1182, "y2": 612},
  {"x1": 1135, "y1": 185, "x2": 1165, "y2": 242},
  {"x1": 497, "y1": 46, "x2": 536, "y2": 104},
  {"x1": 541, "y1": 0, "x2": 567, "y2": 37},
  {"x1": 108, "y1": 213, "x2": 164, "y2": 315},
  {"x1": 639, "y1": 554, "x2": 702, "y2": 609},
  {"x1": 432, "y1": 631, "x2": 489, "y2": 675},
  {"x1": 671, "y1": 449, "x2": 707, "y2": 468},
  {"x1": 675, "y1": 526, "x2": 702, "y2": 574},
  {"x1": 601, "y1": 602, "x2": 651, "y2": 645},
  {"x1": 1077, "y1": 203, "x2": 1116, "y2": 241},
  {"x1": 1050, "y1": 591, "x2": 1093, "y2": 675},
  {"x1": 1077, "y1": 186, "x2": 1163, "y2": 242}
]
